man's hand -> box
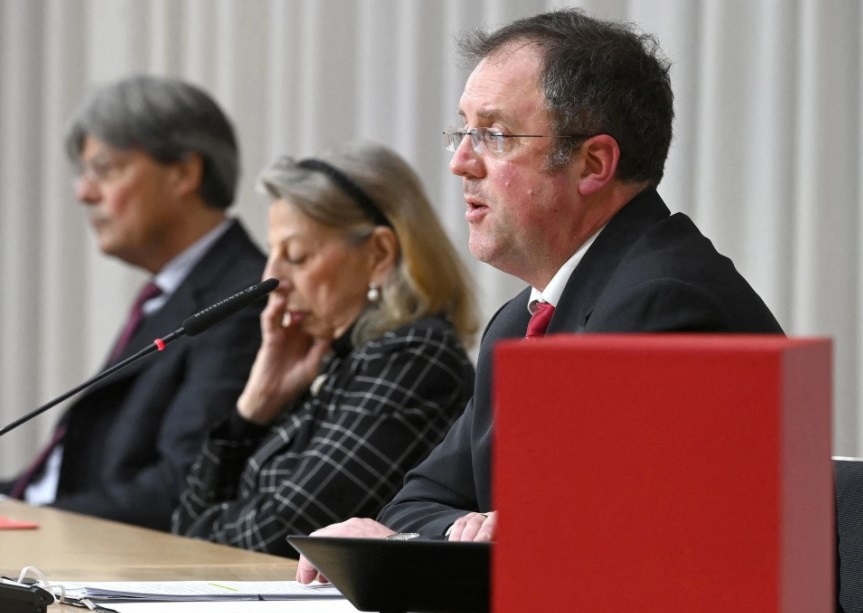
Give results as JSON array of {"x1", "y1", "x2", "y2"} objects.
[
  {"x1": 447, "y1": 511, "x2": 496, "y2": 542},
  {"x1": 296, "y1": 518, "x2": 396, "y2": 584}
]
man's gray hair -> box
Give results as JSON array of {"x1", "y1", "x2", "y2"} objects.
[{"x1": 64, "y1": 74, "x2": 239, "y2": 209}]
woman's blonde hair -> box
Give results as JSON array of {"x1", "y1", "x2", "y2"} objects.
[{"x1": 258, "y1": 141, "x2": 477, "y2": 348}]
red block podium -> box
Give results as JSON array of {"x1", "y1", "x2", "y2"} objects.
[{"x1": 493, "y1": 335, "x2": 832, "y2": 613}]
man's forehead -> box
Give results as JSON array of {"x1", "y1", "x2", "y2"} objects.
[
  {"x1": 458, "y1": 45, "x2": 544, "y2": 122},
  {"x1": 456, "y1": 107, "x2": 506, "y2": 122},
  {"x1": 465, "y1": 44, "x2": 540, "y2": 91},
  {"x1": 80, "y1": 135, "x2": 122, "y2": 158}
]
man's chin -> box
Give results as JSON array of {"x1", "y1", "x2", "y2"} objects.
[
  {"x1": 96, "y1": 238, "x2": 119, "y2": 256},
  {"x1": 467, "y1": 236, "x2": 494, "y2": 265},
  {"x1": 95, "y1": 238, "x2": 131, "y2": 263}
]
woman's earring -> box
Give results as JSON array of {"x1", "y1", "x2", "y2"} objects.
[{"x1": 367, "y1": 282, "x2": 381, "y2": 303}]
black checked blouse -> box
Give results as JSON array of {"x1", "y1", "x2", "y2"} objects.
[{"x1": 171, "y1": 315, "x2": 474, "y2": 557}]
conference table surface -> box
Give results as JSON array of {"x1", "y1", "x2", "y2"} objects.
[{"x1": 0, "y1": 497, "x2": 301, "y2": 610}]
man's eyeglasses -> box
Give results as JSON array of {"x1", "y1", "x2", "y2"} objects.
[
  {"x1": 75, "y1": 155, "x2": 130, "y2": 185},
  {"x1": 442, "y1": 126, "x2": 592, "y2": 155}
]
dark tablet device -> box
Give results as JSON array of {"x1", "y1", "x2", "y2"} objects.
[{"x1": 286, "y1": 535, "x2": 490, "y2": 613}]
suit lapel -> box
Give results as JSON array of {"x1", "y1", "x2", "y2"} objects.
[{"x1": 94, "y1": 220, "x2": 254, "y2": 385}]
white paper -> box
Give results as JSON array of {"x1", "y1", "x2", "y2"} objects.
[
  {"x1": 60, "y1": 580, "x2": 342, "y2": 602},
  {"x1": 101, "y1": 600, "x2": 360, "y2": 613}
]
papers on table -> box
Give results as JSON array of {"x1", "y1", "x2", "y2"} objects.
[
  {"x1": 61, "y1": 580, "x2": 342, "y2": 602},
  {"x1": 100, "y1": 600, "x2": 360, "y2": 613}
]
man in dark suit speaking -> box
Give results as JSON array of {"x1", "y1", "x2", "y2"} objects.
[
  {"x1": 1, "y1": 75, "x2": 265, "y2": 531},
  {"x1": 297, "y1": 8, "x2": 783, "y2": 580}
]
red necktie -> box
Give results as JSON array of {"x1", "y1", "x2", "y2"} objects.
[
  {"x1": 526, "y1": 301, "x2": 555, "y2": 339},
  {"x1": 108, "y1": 281, "x2": 162, "y2": 363}
]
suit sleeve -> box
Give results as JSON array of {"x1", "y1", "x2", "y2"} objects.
[
  {"x1": 51, "y1": 307, "x2": 262, "y2": 529},
  {"x1": 375, "y1": 300, "x2": 518, "y2": 536},
  {"x1": 171, "y1": 325, "x2": 472, "y2": 557},
  {"x1": 376, "y1": 396, "x2": 485, "y2": 536}
]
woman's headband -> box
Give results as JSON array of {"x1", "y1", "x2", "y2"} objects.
[{"x1": 297, "y1": 158, "x2": 392, "y2": 228}]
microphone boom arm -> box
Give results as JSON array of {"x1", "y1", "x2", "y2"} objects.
[
  {"x1": 0, "y1": 278, "x2": 278, "y2": 437},
  {"x1": 0, "y1": 331, "x2": 183, "y2": 436}
]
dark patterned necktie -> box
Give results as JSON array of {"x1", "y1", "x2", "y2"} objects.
[
  {"x1": 526, "y1": 301, "x2": 555, "y2": 339},
  {"x1": 108, "y1": 280, "x2": 162, "y2": 363},
  {"x1": 10, "y1": 281, "x2": 163, "y2": 499}
]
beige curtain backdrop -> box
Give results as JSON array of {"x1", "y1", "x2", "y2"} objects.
[{"x1": 0, "y1": 0, "x2": 860, "y2": 478}]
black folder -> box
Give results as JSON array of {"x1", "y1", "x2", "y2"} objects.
[{"x1": 286, "y1": 535, "x2": 490, "y2": 613}]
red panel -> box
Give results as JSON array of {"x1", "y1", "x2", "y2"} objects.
[{"x1": 492, "y1": 335, "x2": 832, "y2": 613}]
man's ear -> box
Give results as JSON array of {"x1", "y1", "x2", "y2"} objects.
[
  {"x1": 170, "y1": 152, "x2": 204, "y2": 198},
  {"x1": 578, "y1": 134, "x2": 620, "y2": 196}
]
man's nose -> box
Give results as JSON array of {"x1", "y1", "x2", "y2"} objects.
[
  {"x1": 448, "y1": 136, "x2": 485, "y2": 179},
  {"x1": 74, "y1": 175, "x2": 101, "y2": 204}
]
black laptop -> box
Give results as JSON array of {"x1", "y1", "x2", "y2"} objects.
[{"x1": 286, "y1": 536, "x2": 490, "y2": 613}]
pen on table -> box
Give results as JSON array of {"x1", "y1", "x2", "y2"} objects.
[{"x1": 207, "y1": 582, "x2": 239, "y2": 591}]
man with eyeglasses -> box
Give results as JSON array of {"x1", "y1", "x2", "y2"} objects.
[
  {"x1": 0, "y1": 75, "x2": 265, "y2": 531},
  {"x1": 297, "y1": 8, "x2": 783, "y2": 580}
]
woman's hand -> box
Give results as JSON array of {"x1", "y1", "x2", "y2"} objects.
[{"x1": 237, "y1": 292, "x2": 330, "y2": 425}]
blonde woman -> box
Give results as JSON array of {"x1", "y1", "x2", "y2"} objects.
[{"x1": 173, "y1": 142, "x2": 477, "y2": 557}]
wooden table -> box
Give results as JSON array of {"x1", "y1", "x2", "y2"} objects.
[{"x1": 0, "y1": 497, "x2": 297, "y2": 582}]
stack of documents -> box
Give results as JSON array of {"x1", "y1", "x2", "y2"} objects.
[{"x1": 61, "y1": 581, "x2": 342, "y2": 602}]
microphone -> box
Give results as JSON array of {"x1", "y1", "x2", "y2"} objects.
[
  {"x1": 182, "y1": 277, "x2": 277, "y2": 336},
  {"x1": 0, "y1": 277, "x2": 279, "y2": 437}
]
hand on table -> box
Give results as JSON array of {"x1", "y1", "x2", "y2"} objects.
[
  {"x1": 296, "y1": 518, "x2": 396, "y2": 584},
  {"x1": 447, "y1": 511, "x2": 496, "y2": 542}
]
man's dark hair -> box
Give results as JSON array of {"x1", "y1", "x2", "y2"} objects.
[
  {"x1": 458, "y1": 9, "x2": 674, "y2": 186},
  {"x1": 64, "y1": 74, "x2": 239, "y2": 209}
]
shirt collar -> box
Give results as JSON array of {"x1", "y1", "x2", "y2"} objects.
[
  {"x1": 142, "y1": 218, "x2": 233, "y2": 314},
  {"x1": 154, "y1": 218, "x2": 233, "y2": 294},
  {"x1": 528, "y1": 225, "x2": 604, "y2": 313}
]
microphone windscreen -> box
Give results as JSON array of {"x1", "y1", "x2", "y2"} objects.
[{"x1": 182, "y1": 278, "x2": 278, "y2": 337}]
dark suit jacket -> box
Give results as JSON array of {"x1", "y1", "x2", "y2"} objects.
[
  {"x1": 11, "y1": 220, "x2": 265, "y2": 530},
  {"x1": 378, "y1": 188, "x2": 784, "y2": 535},
  {"x1": 835, "y1": 459, "x2": 863, "y2": 613}
]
